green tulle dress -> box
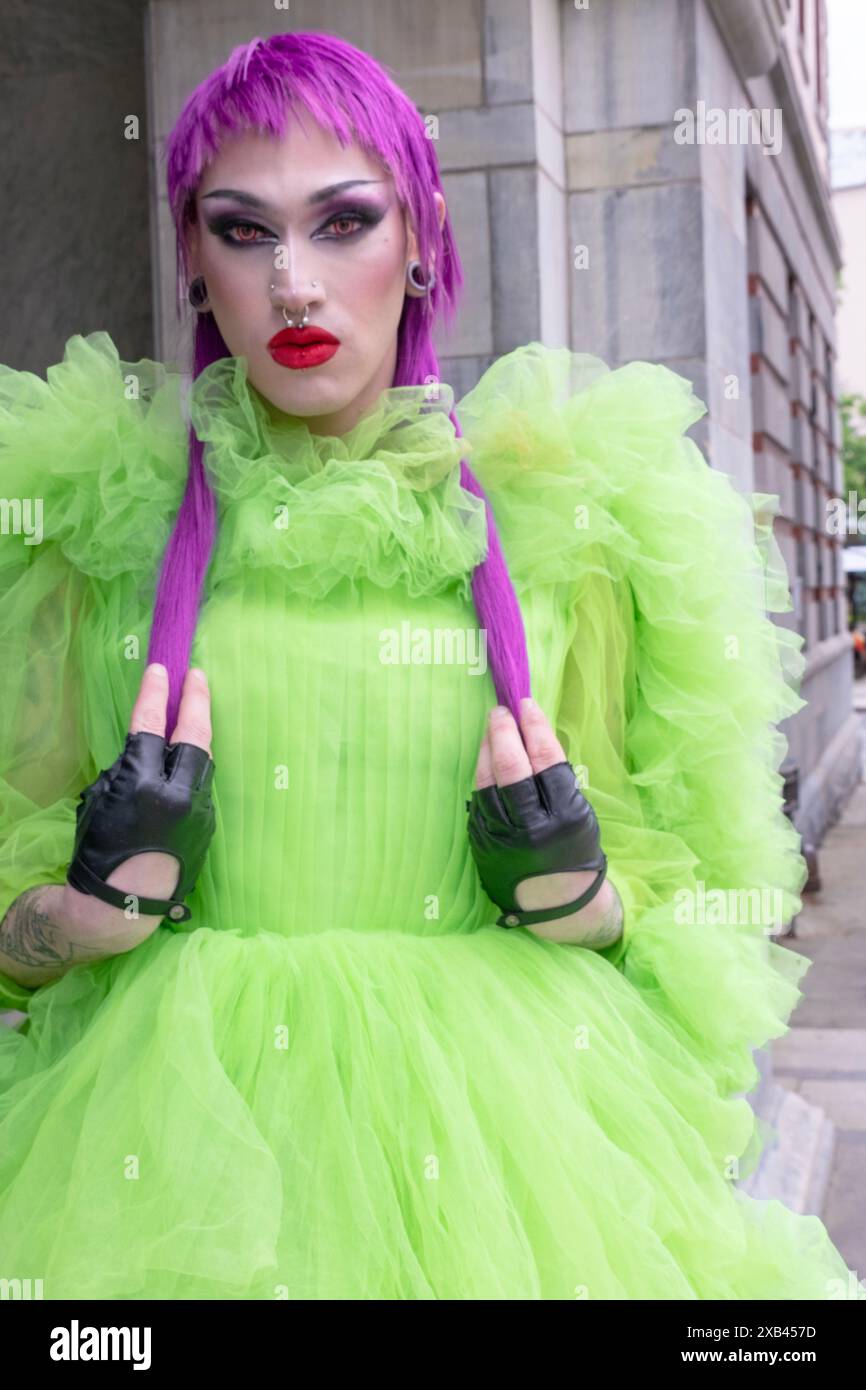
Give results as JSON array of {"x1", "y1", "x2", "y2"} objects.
[{"x1": 0, "y1": 332, "x2": 861, "y2": 1300}]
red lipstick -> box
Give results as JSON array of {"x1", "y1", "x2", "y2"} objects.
[{"x1": 267, "y1": 326, "x2": 341, "y2": 370}]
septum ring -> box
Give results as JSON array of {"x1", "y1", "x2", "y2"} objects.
[
  {"x1": 270, "y1": 281, "x2": 316, "y2": 330},
  {"x1": 283, "y1": 304, "x2": 309, "y2": 329}
]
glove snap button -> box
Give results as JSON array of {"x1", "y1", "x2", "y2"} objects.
[
  {"x1": 505, "y1": 914, "x2": 520, "y2": 926},
  {"x1": 168, "y1": 904, "x2": 186, "y2": 921}
]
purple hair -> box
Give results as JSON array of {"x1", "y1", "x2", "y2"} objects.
[{"x1": 150, "y1": 30, "x2": 531, "y2": 735}]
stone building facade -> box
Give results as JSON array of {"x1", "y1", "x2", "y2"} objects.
[{"x1": 3, "y1": 1, "x2": 854, "y2": 1201}]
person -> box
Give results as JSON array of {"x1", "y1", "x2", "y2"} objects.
[{"x1": 0, "y1": 30, "x2": 860, "y2": 1301}]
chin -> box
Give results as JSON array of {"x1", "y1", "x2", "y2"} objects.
[{"x1": 251, "y1": 366, "x2": 348, "y2": 420}]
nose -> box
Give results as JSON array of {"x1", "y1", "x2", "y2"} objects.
[
  {"x1": 269, "y1": 239, "x2": 325, "y2": 322},
  {"x1": 269, "y1": 277, "x2": 325, "y2": 327}
]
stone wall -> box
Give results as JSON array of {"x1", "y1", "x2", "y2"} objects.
[{"x1": 0, "y1": 0, "x2": 151, "y2": 371}]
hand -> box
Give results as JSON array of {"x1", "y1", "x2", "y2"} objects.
[
  {"x1": 468, "y1": 698, "x2": 617, "y2": 943},
  {"x1": 61, "y1": 664, "x2": 215, "y2": 953}
]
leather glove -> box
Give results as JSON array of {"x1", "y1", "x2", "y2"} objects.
[
  {"x1": 66, "y1": 730, "x2": 216, "y2": 926},
  {"x1": 465, "y1": 759, "x2": 607, "y2": 928}
]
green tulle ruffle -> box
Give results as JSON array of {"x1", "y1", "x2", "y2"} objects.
[{"x1": 0, "y1": 332, "x2": 491, "y2": 600}]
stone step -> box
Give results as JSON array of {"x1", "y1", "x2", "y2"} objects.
[{"x1": 737, "y1": 1080, "x2": 836, "y2": 1215}]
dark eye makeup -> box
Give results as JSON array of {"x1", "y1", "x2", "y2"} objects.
[{"x1": 204, "y1": 202, "x2": 387, "y2": 247}]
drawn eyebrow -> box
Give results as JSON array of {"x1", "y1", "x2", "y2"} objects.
[{"x1": 201, "y1": 180, "x2": 385, "y2": 213}]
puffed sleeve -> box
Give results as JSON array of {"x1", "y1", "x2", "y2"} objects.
[
  {"x1": 457, "y1": 343, "x2": 810, "y2": 1098},
  {"x1": 0, "y1": 333, "x2": 186, "y2": 1012},
  {"x1": 0, "y1": 547, "x2": 94, "y2": 1011}
]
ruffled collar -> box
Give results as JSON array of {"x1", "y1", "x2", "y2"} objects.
[
  {"x1": 184, "y1": 354, "x2": 490, "y2": 600},
  {"x1": 187, "y1": 354, "x2": 469, "y2": 495}
]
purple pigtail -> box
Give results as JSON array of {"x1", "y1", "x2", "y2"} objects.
[{"x1": 150, "y1": 30, "x2": 531, "y2": 735}]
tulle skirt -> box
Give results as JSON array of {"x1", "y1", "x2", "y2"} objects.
[{"x1": 0, "y1": 920, "x2": 858, "y2": 1300}]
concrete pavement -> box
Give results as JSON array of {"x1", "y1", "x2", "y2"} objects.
[{"x1": 769, "y1": 677, "x2": 866, "y2": 1274}]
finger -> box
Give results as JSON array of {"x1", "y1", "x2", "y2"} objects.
[
  {"x1": 535, "y1": 760, "x2": 591, "y2": 818},
  {"x1": 129, "y1": 663, "x2": 169, "y2": 738},
  {"x1": 495, "y1": 702, "x2": 550, "y2": 826},
  {"x1": 497, "y1": 771, "x2": 546, "y2": 828},
  {"x1": 474, "y1": 782, "x2": 511, "y2": 833},
  {"x1": 169, "y1": 668, "x2": 213, "y2": 760},
  {"x1": 164, "y1": 740, "x2": 214, "y2": 792},
  {"x1": 487, "y1": 705, "x2": 533, "y2": 787},
  {"x1": 470, "y1": 730, "x2": 511, "y2": 832},
  {"x1": 518, "y1": 697, "x2": 568, "y2": 774},
  {"x1": 474, "y1": 733, "x2": 495, "y2": 789},
  {"x1": 471, "y1": 732, "x2": 510, "y2": 831}
]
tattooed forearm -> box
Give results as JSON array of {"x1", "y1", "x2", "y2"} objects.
[{"x1": 0, "y1": 884, "x2": 104, "y2": 988}]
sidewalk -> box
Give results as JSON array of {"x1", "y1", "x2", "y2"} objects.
[{"x1": 768, "y1": 678, "x2": 866, "y2": 1275}]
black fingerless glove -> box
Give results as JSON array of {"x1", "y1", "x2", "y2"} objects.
[
  {"x1": 465, "y1": 759, "x2": 607, "y2": 928},
  {"x1": 66, "y1": 731, "x2": 216, "y2": 927}
]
